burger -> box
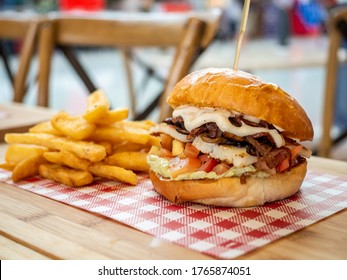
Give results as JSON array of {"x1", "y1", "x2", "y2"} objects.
[{"x1": 147, "y1": 68, "x2": 313, "y2": 207}]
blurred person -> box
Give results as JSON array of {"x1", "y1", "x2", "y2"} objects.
[
  {"x1": 120, "y1": 0, "x2": 138, "y2": 12},
  {"x1": 225, "y1": 0, "x2": 242, "y2": 38},
  {"x1": 35, "y1": 0, "x2": 57, "y2": 13},
  {"x1": 273, "y1": 0, "x2": 295, "y2": 45},
  {"x1": 291, "y1": 0, "x2": 327, "y2": 35},
  {"x1": 140, "y1": 0, "x2": 154, "y2": 12}
]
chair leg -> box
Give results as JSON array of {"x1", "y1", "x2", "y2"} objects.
[
  {"x1": 333, "y1": 130, "x2": 347, "y2": 146},
  {"x1": 0, "y1": 41, "x2": 14, "y2": 86},
  {"x1": 134, "y1": 90, "x2": 162, "y2": 121},
  {"x1": 128, "y1": 50, "x2": 168, "y2": 119},
  {"x1": 60, "y1": 46, "x2": 97, "y2": 93},
  {"x1": 38, "y1": 21, "x2": 54, "y2": 107},
  {"x1": 13, "y1": 20, "x2": 39, "y2": 103},
  {"x1": 121, "y1": 48, "x2": 137, "y2": 116},
  {"x1": 318, "y1": 28, "x2": 341, "y2": 157}
]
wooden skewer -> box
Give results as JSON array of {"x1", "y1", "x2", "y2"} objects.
[{"x1": 233, "y1": 0, "x2": 251, "y2": 70}]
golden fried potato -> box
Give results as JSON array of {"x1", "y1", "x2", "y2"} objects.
[
  {"x1": 148, "y1": 135, "x2": 161, "y2": 147},
  {"x1": 112, "y1": 141, "x2": 150, "y2": 153},
  {"x1": 91, "y1": 124, "x2": 150, "y2": 145},
  {"x1": 51, "y1": 111, "x2": 96, "y2": 140},
  {"x1": 118, "y1": 120, "x2": 156, "y2": 130},
  {"x1": 97, "y1": 141, "x2": 113, "y2": 155},
  {"x1": 42, "y1": 152, "x2": 61, "y2": 164},
  {"x1": 29, "y1": 121, "x2": 63, "y2": 136},
  {"x1": 5, "y1": 133, "x2": 106, "y2": 162},
  {"x1": 172, "y1": 139, "x2": 185, "y2": 156},
  {"x1": 12, "y1": 154, "x2": 46, "y2": 182},
  {"x1": 83, "y1": 89, "x2": 110, "y2": 123},
  {"x1": 5, "y1": 143, "x2": 49, "y2": 165},
  {"x1": 89, "y1": 162, "x2": 137, "y2": 185},
  {"x1": 43, "y1": 150, "x2": 91, "y2": 171},
  {"x1": 160, "y1": 133, "x2": 173, "y2": 151},
  {"x1": 0, "y1": 162, "x2": 16, "y2": 171},
  {"x1": 105, "y1": 151, "x2": 149, "y2": 172},
  {"x1": 39, "y1": 163, "x2": 93, "y2": 187},
  {"x1": 148, "y1": 145, "x2": 160, "y2": 155},
  {"x1": 94, "y1": 108, "x2": 129, "y2": 125}
]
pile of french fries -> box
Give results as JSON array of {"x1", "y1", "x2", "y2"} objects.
[{"x1": 0, "y1": 90, "x2": 160, "y2": 187}]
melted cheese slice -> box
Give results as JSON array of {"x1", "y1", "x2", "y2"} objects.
[
  {"x1": 173, "y1": 105, "x2": 284, "y2": 148},
  {"x1": 193, "y1": 136, "x2": 257, "y2": 167}
]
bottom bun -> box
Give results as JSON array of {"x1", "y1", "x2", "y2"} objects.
[{"x1": 149, "y1": 161, "x2": 307, "y2": 207}]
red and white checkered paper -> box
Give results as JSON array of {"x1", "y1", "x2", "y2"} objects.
[{"x1": 1, "y1": 169, "x2": 347, "y2": 259}]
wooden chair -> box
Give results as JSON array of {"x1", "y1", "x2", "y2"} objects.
[
  {"x1": 318, "y1": 7, "x2": 347, "y2": 157},
  {"x1": 37, "y1": 11, "x2": 221, "y2": 120},
  {"x1": 0, "y1": 15, "x2": 41, "y2": 104}
]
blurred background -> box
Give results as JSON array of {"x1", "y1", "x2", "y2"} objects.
[{"x1": 1, "y1": 0, "x2": 347, "y2": 160}]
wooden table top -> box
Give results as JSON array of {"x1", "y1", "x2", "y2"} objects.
[
  {"x1": 0, "y1": 103, "x2": 346, "y2": 260},
  {"x1": 0, "y1": 103, "x2": 56, "y2": 142}
]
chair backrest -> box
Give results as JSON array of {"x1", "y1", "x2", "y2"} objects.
[
  {"x1": 37, "y1": 11, "x2": 221, "y2": 120},
  {"x1": 318, "y1": 7, "x2": 347, "y2": 157},
  {"x1": 0, "y1": 14, "x2": 41, "y2": 103}
]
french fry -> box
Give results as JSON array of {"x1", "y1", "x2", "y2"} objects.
[
  {"x1": 94, "y1": 108, "x2": 129, "y2": 125},
  {"x1": 0, "y1": 162, "x2": 16, "y2": 171},
  {"x1": 160, "y1": 133, "x2": 173, "y2": 151},
  {"x1": 97, "y1": 141, "x2": 113, "y2": 155},
  {"x1": 12, "y1": 154, "x2": 46, "y2": 182},
  {"x1": 148, "y1": 145, "x2": 160, "y2": 155},
  {"x1": 112, "y1": 141, "x2": 149, "y2": 153},
  {"x1": 39, "y1": 163, "x2": 93, "y2": 187},
  {"x1": 5, "y1": 144, "x2": 49, "y2": 165},
  {"x1": 105, "y1": 151, "x2": 149, "y2": 172},
  {"x1": 83, "y1": 89, "x2": 110, "y2": 123},
  {"x1": 29, "y1": 121, "x2": 63, "y2": 136},
  {"x1": 148, "y1": 135, "x2": 161, "y2": 148},
  {"x1": 51, "y1": 111, "x2": 96, "y2": 140},
  {"x1": 91, "y1": 125, "x2": 150, "y2": 145},
  {"x1": 89, "y1": 162, "x2": 137, "y2": 185},
  {"x1": 43, "y1": 150, "x2": 91, "y2": 171},
  {"x1": 5, "y1": 133, "x2": 106, "y2": 162},
  {"x1": 137, "y1": 120, "x2": 156, "y2": 130},
  {"x1": 112, "y1": 120, "x2": 155, "y2": 131},
  {"x1": 172, "y1": 139, "x2": 185, "y2": 156},
  {"x1": 43, "y1": 151, "x2": 61, "y2": 164}
]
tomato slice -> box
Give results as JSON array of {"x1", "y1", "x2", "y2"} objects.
[
  {"x1": 212, "y1": 163, "x2": 230, "y2": 175},
  {"x1": 276, "y1": 158, "x2": 290, "y2": 172},
  {"x1": 198, "y1": 154, "x2": 218, "y2": 172},
  {"x1": 170, "y1": 156, "x2": 201, "y2": 178},
  {"x1": 184, "y1": 143, "x2": 200, "y2": 158}
]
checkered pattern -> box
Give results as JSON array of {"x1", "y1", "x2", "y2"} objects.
[{"x1": 0, "y1": 169, "x2": 346, "y2": 259}]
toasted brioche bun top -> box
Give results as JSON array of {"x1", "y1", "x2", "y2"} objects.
[{"x1": 167, "y1": 68, "x2": 314, "y2": 141}]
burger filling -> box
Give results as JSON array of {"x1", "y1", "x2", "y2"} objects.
[{"x1": 148, "y1": 105, "x2": 311, "y2": 184}]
